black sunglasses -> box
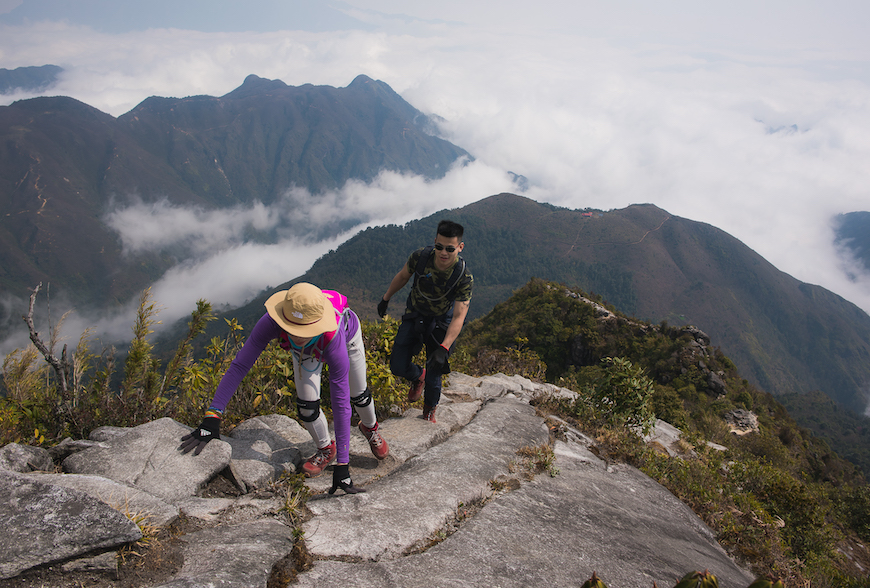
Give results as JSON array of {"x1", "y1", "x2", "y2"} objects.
[{"x1": 434, "y1": 243, "x2": 458, "y2": 253}]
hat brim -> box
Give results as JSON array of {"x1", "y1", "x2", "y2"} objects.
[{"x1": 265, "y1": 290, "x2": 338, "y2": 338}]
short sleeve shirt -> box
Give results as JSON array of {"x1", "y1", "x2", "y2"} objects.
[{"x1": 405, "y1": 247, "x2": 473, "y2": 317}]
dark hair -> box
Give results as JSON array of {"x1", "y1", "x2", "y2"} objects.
[{"x1": 437, "y1": 220, "x2": 464, "y2": 240}]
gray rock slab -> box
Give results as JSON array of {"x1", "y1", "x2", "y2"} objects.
[
  {"x1": 47, "y1": 437, "x2": 110, "y2": 462},
  {"x1": 480, "y1": 372, "x2": 541, "y2": 394},
  {"x1": 224, "y1": 424, "x2": 304, "y2": 491},
  {"x1": 302, "y1": 400, "x2": 483, "y2": 495},
  {"x1": 23, "y1": 472, "x2": 180, "y2": 527},
  {"x1": 175, "y1": 495, "x2": 284, "y2": 525},
  {"x1": 0, "y1": 441, "x2": 54, "y2": 472},
  {"x1": 231, "y1": 413, "x2": 310, "y2": 444},
  {"x1": 0, "y1": 469, "x2": 142, "y2": 579},
  {"x1": 61, "y1": 551, "x2": 119, "y2": 580},
  {"x1": 62, "y1": 417, "x2": 232, "y2": 503},
  {"x1": 89, "y1": 425, "x2": 133, "y2": 441},
  {"x1": 645, "y1": 418, "x2": 695, "y2": 458},
  {"x1": 152, "y1": 519, "x2": 295, "y2": 588},
  {"x1": 294, "y1": 438, "x2": 755, "y2": 588},
  {"x1": 302, "y1": 397, "x2": 550, "y2": 561},
  {"x1": 176, "y1": 496, "x2": 238, "y2": 522}
]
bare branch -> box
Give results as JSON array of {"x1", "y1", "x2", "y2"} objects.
[
  {"x1": 24, "y1": 284, "x2": 65, "y2": 380},
  {"x1": 23, "y1": 283, "x2": 73, "y2": 421}
]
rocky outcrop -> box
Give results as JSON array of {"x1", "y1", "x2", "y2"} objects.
[
  {"x1": 557, "y1": 282, "x2": 729, "y2": 398},
  {"x1": 0, "y1": 470, "x2": 142, "y2": 579},
  {"x1": 0, "y1": 441, "x2": 54, "y2": 472},
  {"x1": 0, "y1": 372, "x2": 756, "y2": 587},
  {"x1": 725, "y1": 408, "x2": 760, "y2": 435}
]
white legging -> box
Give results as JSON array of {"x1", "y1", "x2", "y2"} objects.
[{"x1": 294, "y1": 325, "x2": 376, "y2": 448}]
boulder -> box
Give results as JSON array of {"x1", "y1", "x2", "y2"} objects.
[
  {"x1": 46, "y1": 437, "x2": 109, "y2": 462},
  {"x1": 225, "y1": 425, "x2": 304, "y2": 492},
  {"x1": 0, "y1": 470, "x2": 141, "y2": 579},
  {"x1": 707, "y1": 371, "x2": 728, "y2": 396},
  {"x1": 62, "y1": 417, "x2": 232, "y2": 503},
  {"x1": 24, "y1": 472, "x2": 180, "y2": 527},
  {"x1": 0, "y1": 442, "x2": 54, "y2": 472}
]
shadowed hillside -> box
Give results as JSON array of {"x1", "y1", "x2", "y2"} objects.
[{"x1": 0, "y1": 75, "x2": 468, "y2": 324}]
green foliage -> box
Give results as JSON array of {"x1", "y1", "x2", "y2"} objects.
[
  {"x1": 836, "y1": 484, "x2": 870, "y2": 543},
  {"x1": 120, "y1": 288, "x2": 162, "y2": 422},
  {"x1": 590, "y1": 357, "x2": 656, "y2": 436},
  {"x1": 361, "y1": 316, "x2": 406, "y2": 415},
  {"x1": 455, "y1": 336, "x2": 547, "y2": 381},
  {"x1": 651, "y1": 383, "x2": 689, "y2": 430},
  {"x1": 461, "y1": 278, "x2": 598, "y2": 380},
  {"x1": 2, "y1": 345, "x2": 47, "y2": 403}
]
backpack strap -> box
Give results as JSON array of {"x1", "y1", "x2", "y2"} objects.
[{"x1": 412, "y1": 245, "x2": 466, "y2": 299}]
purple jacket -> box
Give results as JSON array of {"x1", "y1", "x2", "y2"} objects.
[{"x1": 209, "y1": 310, "x2": 360, "y2": 464}]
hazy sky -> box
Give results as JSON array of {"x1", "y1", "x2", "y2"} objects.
[{"x1": 1, "y1": 0, "x2": 870, "y2": 348}]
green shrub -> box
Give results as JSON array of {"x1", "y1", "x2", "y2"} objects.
[
  {"x1": 651, "y1": 384, "x2": 688, "y2": 429},
  {"x1": 590, "y1": 357, "x2": 656, "y2": 436}
]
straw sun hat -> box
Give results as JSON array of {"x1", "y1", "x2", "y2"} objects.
[{"x1": 265, "y1": 283, "x2": 337, "y2": 338}]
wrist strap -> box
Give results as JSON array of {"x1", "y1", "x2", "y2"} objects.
[{"x1": 205, "y1": 407, "x2": 223, "y2": 420}]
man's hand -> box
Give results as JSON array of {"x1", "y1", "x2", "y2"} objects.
[
  {"x1": 179, "y1": 417, "x2": 220, "y2": 455},
  {"x1": 428, "y1": 344, "x2": 450, "y2": 371},
  {"x1": 377, "y1": 298, "x2": 389, "y2": 318},
  {"x1": 329, "y1": 464, "x2": 366, "y2": 495}
]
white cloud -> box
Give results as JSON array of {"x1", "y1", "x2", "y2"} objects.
[{"x1": 104, "y1": 197, "x2": 274, "y2": 256}]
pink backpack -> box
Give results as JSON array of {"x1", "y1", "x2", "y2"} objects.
[{"x1": 278, "y1": 290, "x2": 349, "y2": 361}]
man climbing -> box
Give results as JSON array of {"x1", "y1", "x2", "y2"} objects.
[{"x1": 377, "y1": 220, "x2": 473, "y2": 423}]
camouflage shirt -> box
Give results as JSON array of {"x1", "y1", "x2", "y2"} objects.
[{"x1": 404, "y1": 247, "x2": 473, "y2": 317}]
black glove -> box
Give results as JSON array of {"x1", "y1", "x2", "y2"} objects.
[
  {"x1": 179, "y1": 417, "x2": 220, "y2": 455},
  {"x1": 428, "y1": 344, "x2": 450, "y2": 372},
  {"x1": 377, "y1": 298, "x2": 389, "y2": 318},
  {"x1": 329, "y1": 464, "x2": 366, "y2": 495}
]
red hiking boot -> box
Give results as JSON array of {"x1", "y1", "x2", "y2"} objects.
[
  {"x1": 408, "y1": 368, "x2": 425, "y2": 402},
  {"x1": 302, "y1": 440, "x2": 336, "y2": 477},
  {"x1": 359, "y1": 422, "x2": 389, "y2": 459},
  {"x1": 422, "y1": 404, "x2": 437, "y2": 423}
]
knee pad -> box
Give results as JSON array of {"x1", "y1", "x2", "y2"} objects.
[
  {"x1": 350, "y1": 387, "x2": 372, "y2": 408},
  {"x1": 297, "y1": 398, "x2": 321, "y2": 422}
]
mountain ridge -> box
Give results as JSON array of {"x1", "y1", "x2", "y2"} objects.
[{"x1": 210, "y1": 193, "x2": 870, "y2": 417}]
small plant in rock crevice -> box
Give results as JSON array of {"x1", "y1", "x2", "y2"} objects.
[{"x1": 511, "y1": 443, "x2": 560, "y2": 478}]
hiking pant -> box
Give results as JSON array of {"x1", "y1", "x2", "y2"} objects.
[
  {"x1": 294, "y1": 322, "x2": 375, "y2": 449},
  {"x1": 390, "y1": 314, "x2": 453, "y2": 407}
]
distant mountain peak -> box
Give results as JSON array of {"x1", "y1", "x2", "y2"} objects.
[
  {"x1": 223, "y1": 74, "x2": 290, "y2": 99},
  {"x1": 0, "y1": 64, "x2": 63, "y2": 95}
]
